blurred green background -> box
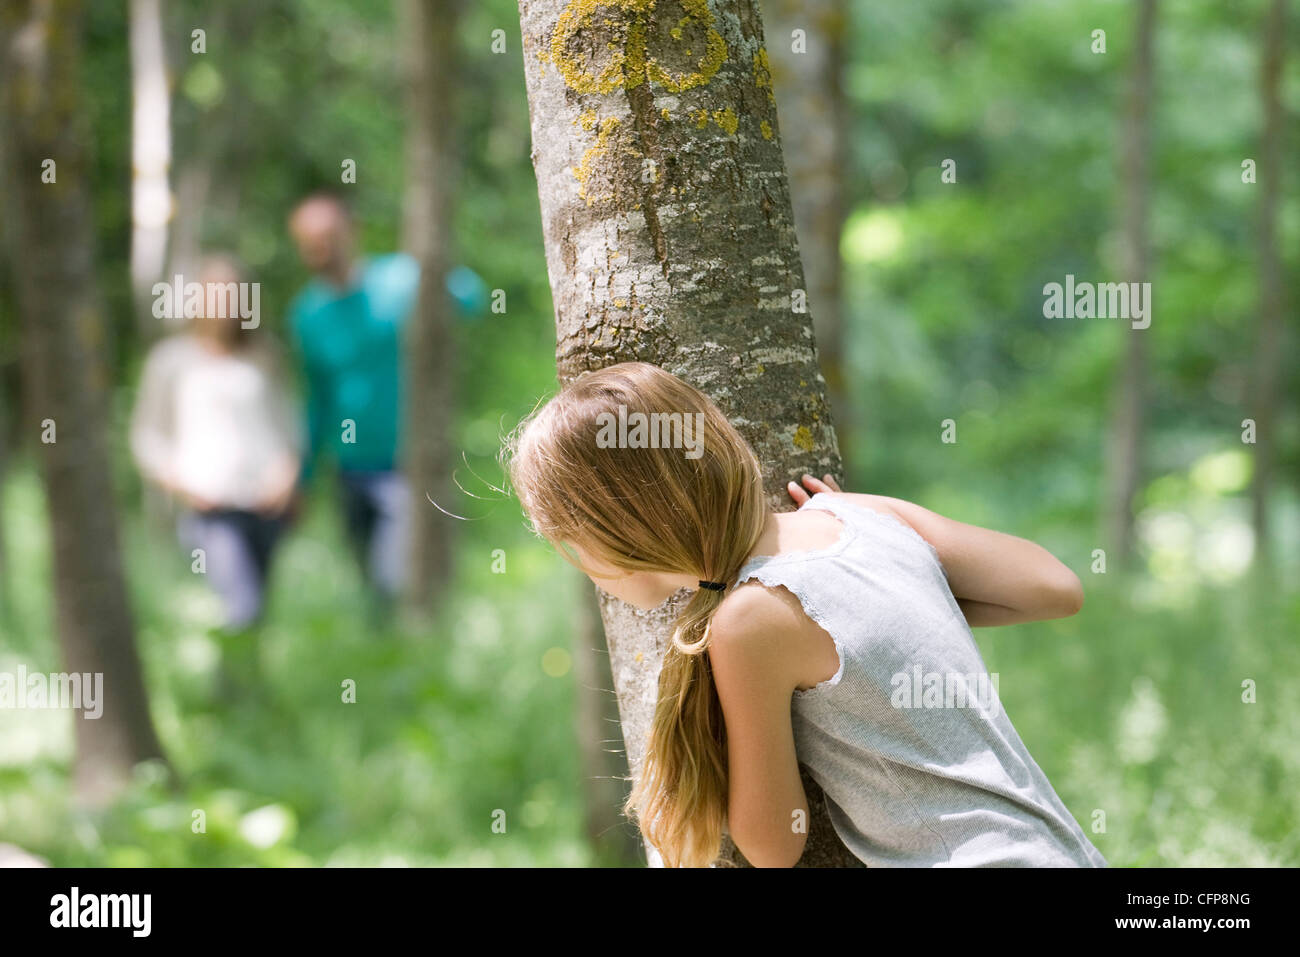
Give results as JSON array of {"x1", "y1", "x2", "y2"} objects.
[{"x1": 0, "y1": 0, "x2": 1296, "y2": 866}]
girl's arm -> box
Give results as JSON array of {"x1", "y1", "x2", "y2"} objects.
[
  {"x1": 789, "y1": 475, "x2": 1083, "y2": 627},
  {"x1": 707, "y1": 585, "x2": 814, "y2": 867}
]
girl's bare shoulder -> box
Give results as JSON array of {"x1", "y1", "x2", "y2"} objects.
[
  {"x1": 711, "y1": 582, "x2": 797, "y2": 645},
  {"x1": 709, "y1": 574, "x2": 839, "y2": 692}
]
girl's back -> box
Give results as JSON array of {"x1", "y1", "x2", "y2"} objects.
[{"x1": 733, "y1": 492, "x2": 1107, "y2": 867}]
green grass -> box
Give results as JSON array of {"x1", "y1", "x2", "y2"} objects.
[
  {"x1": 0, "y1": 464, "x2": 615, "y2": 866},
  {"x1": 975, "y1": 579, "x2": 1300, "y2": 866},
  {"x1": 1, "y1": 462, "x2": 1296, "y2": 866}
]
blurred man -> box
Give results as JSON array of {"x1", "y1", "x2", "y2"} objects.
[{"x1": 287, "y1": 193, "x2": 417, "y2": 607}]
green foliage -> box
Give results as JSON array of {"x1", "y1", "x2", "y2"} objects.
[
  {"x1": 841, "y1": 0, "x2": 1298, "y2": 540},
  {"x1": 0, "y1": 0, "x2": 1295, "y2": 867}
]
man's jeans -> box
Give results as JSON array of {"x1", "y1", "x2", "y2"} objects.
[{"x1": 338, "y1": 469, "x2": 410, "y2": 599}]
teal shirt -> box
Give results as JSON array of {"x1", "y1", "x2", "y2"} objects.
[{"x1": 289, "y1": 254, "x2": 419, "y2": 480}]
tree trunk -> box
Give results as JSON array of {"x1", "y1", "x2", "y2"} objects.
[
  {"x1": 164, "y1": 2, "x2": 249, "y2": 304},
  {"x1": 399, "y1": 0, "x2": 459, "y2": 613},
  {"x1": 0, "y1": 183, "x2": 10, "y2": 618},
  {"x1": 1249, "y1": 0, "x2": 1287, "y2": 571},
  {"x1": 2, "y1": 0, "x2": 169, "y2": 805},
  {"x1": 1104, "y1": 0, "x2": 1157, "y2": 566},
  {"x1": 762, "y1": 0, "x2": 849, "y2": 464},
  {"x1": 517, "y1": 0, "x2": 859, "y2": 867},
  {"x1": 571, "y1": 582, "x2": 642, "y2": 864},
  {"x1": 0, "y1": 386, "x2": 10, "y2": 618},
  {"x1": 129, "y1": 0, "x2": 172, "y2": 335}
]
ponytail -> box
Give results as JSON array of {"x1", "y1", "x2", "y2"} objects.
[{"x1": 623, "y1": 567, "x2": 747, "y2": 867}]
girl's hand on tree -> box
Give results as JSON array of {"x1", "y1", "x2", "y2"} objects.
[{"x1": 787, "y1": 473, "x2": 842, "y2": 507}]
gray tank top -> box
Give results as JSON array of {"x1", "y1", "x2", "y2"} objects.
[{"x1": 734, "y1": 492, "x2": 1108, "y2": 867}]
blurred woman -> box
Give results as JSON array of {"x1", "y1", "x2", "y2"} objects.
[{"x1": 130, "y1": 254, "x2": 302, "y2": 638}]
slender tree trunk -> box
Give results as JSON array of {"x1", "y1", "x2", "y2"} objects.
[
  {"x1": 0, "y1": 389, "x2": 10, "y2": 618},
  {"x1": 0, "y1": 188, "x2": 10, "y2": 619},
  {"x1": 518, "y1": 0, "x2": 859, "y2": 867},
  {"x1": 762, "y1": 0, "x2": 849, "y2": 463},
  {"x1": 165, "y1": 2, "x2": 246, "y2": 298},
  {"x1": 2, "y1": 0, "x2": 169, "y2": 804},
  {"x1": 129, "y1": 0, "x2": 172, "y2": 334},
  {"x1": 400, "y1": 0, "x2": 459, "y2": 614},
  {"x1": 1104, "y1": 0, "x2": 1157, "y2": 566},
  {"x1": 1250, "y1": 0, "x2": 1287, "y2": 570}
]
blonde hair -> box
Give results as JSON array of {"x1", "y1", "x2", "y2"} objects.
[{"x1": 503, "y1": 362, "x2": 769, "y2": 866}]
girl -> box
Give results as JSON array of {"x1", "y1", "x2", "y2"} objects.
[{"x1": 506, "y1": 361, "x2": 1106, "y2": 868}]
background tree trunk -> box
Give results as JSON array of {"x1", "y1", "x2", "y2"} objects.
[
  {"x1": 400, "y1": 0, "x2": 459, "y2": 614},
  {"x1": 128, "y1": 0, "x2": 172, "y2": 335},
  {"x1": 1249, "y1": 0, "x2": 1287, "y2": 571},
  {"x1": 0, "y1": 171, "x2": 11, "y2": 621},
  {"x1": 0, "y1": 386, "x2": 10, "y2": 619},
  {"x1": 762, "y1": 0, "x2": 849, "y2": 463},
  {"x1": 164, "y1": 1, "x2": 253, "y2": 303},
  {"x1": 517, "y1": 0, "x2": 860, "y2": 866},
  {"x1": 1104, "y1": 0, "x2": 1157, "y2": 566},
  {"x1": 2, "y1": 0, "x2": 169, "y2": 805}
]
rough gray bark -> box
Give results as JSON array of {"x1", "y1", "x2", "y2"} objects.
[
  {"x1": 1249, "y1": 0, "x2": 1287, "y2": 570},
  {"x1": 2, "y1": 0, "x2": 169, "y2": 804},
  {"x1": 1104, "y1": 0, "x2": 1156, "y2": 565},
  {"x1": 762, "y1": 0, "x2": 848, "y2": 460},
  {"x1": 400, "y1": 0, "x2": 459, "y2": 612},
  {"x1": 518, "y1": 0, "x2": 859, "y2": 867}
]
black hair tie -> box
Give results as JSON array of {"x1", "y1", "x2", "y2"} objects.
[{"x1": 698, "y1": 580, "x2": 727, "y2": 592}]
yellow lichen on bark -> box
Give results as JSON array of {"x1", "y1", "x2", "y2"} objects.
[
  {"x1": 712, "y1": 107, "x2": 738, "y2": 135},
  {"x1": 572, "y1": 116, "x2": 623, "y2": 205},
  {"x1": 793, "y1": 426, "x2": 816, "y2": 452},
  {"x1": 551, "y1": 0, "x2": 653, "y2": 94},
  {"x1": 646, "y1": 0, "x2": 727, "y2": 93},
  {"x1": 548, "y1": 0, "x2": 727, "y2": 95},
  {"x1": 753, "y1": 47, "x2": 776, "y2": 105}
]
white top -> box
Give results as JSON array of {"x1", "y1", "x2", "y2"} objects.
[{"x1": 130, "y1": 335, "x2": 302, "y2": 510}]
